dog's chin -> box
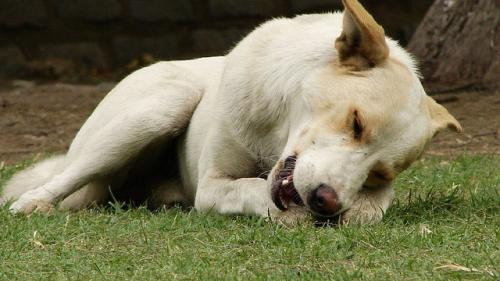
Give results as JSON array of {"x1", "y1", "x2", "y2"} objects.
[{"x1": 271, "y1": 156, "x2": 304, "y2": 210}]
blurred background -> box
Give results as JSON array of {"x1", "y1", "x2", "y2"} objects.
[
  {"x1": 0, "y1": 0, "x2": 498, "y2": 164},
  {"x1": 0, "y1": 0, "x2": 434, "y2": 81}
]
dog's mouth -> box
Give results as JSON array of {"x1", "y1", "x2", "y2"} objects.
[{"x1": 271, "y1": 156, "x2": 304, "y2": 210}]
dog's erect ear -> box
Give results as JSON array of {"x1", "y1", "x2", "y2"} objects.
[
  {"x1": 335, "y1": 0, "x2": 389, "y2": 70},
  {"x1": 425, "y1": 96, "x2": 463, "y2": 135}
]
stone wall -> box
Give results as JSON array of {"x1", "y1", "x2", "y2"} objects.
[{"x1": 0, "y1": 0, "x2": 432, "y2": 79}]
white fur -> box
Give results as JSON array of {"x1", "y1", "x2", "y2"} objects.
[{"x1": 2, "y1": 12, "x2": 447, "y2": 224}]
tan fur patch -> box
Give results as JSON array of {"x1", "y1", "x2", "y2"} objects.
[{"x1": 365, "y1": 161, "x2": 395, "y2": 188}]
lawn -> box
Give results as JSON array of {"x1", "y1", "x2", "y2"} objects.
[{"x1": 0, "y1": 154, "x2": 498, "y2": 280}]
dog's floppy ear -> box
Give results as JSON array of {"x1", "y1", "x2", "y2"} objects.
[
  {"x1": 335, "y1": 0, "x2": 389, "y2": 70},
  {"x1": 425, "y1": 96, "x2": 463, "y2": 135}
]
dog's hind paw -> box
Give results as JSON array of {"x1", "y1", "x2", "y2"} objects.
[
  {"x1": 9, "y1": 190, "x2": 55, "y2": 215},
  {"x1": 9, "y1": 199, "x2": 55, "y2": 215}
]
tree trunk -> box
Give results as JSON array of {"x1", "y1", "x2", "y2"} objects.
[{"x1": 408, "y1": 0, "x2": 499, "y2": 93}]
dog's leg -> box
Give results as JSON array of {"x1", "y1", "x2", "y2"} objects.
[
  {"x1": 192, "y1": 125, "x2": 310, "y2": 224},
  {"x1": 196, "y1": 176, "x2": 270, "y2": 215},
  {"x1": 340, "y1": 185, "x2": 394, "y2": 225},
  {"x1": 196, "y1": 175, "x2": 309, "y2": 224},
  {"x1": 9, "y1": 86, "x2": 201, "y2": 214}
]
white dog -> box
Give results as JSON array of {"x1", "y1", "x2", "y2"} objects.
[{"x1": 2, "y1": 0, "x2": 461, "y2": 224}]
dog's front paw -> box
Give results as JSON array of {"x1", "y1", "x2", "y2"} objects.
[
  {"x1": 269, "y1": 206, "x2": 310, "y2": 225},
  {"x1": 9, "y1": 190, "x2": 55, "y2": 215}
]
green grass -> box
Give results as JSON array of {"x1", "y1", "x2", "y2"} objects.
[{"x1": 0, "y1": 155, "x2": 499, "y2": 280}]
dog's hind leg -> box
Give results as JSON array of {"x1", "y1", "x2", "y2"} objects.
[{"x1": 8, "y1": 82, "x2": 202, "y2": 214}]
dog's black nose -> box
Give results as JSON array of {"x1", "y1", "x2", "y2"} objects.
[{"x1": 308, "y1": 184, "x2": 341, "y2": 216}]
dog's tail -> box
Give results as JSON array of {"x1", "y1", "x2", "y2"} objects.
[{"x1": 1, "y1": 155, "x2": 66, "y2": 203}]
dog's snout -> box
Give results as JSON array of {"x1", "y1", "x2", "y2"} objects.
[{"x1": 308, "y1": 184, "x2": 341, "y2": 216}]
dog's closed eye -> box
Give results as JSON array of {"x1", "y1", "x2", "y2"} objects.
[{"x1": 353, "y1": 110, "x2": 363, "y2": 140}]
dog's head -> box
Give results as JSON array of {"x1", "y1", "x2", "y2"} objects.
[{"x1": 267, "y1": 0, "x2": 462, "y2": 217}]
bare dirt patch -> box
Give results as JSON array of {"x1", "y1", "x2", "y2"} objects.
[
  {"x1": 0, "y1": 80, "x2": 111, "y2": 164},
  {"x1": 0, "y1": 80, "x2": 498, "y2": 165}
]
